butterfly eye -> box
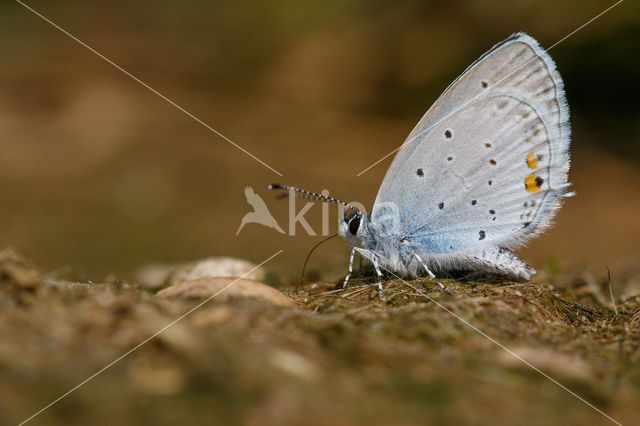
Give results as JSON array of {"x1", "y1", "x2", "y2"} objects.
[{"x1": 348, "y1": 215, "x2": 361, "y2": 236}]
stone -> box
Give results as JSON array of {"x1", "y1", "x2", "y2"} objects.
[
  {"x1": 156, "y1": 277, "x2": 294, "y2": 308},
  {"x1": 136, "y1": 257, "x2": 266, "y2": 289},
  {"x1": 167, "y1": 257, "x2": 266, "y2": 286}
]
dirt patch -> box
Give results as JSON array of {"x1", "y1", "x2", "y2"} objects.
[{"x1": 1, "y1": 251, "x2": 639, "y2": 425}]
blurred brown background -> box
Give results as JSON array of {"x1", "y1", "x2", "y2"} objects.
[{"x1": 1, "y1": 0, "x2": 638, "y2": 283}]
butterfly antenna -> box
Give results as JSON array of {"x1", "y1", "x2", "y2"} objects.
[
  {"x1": 299, "y1": 233, "x2": 339, "y2": 292},
  {"x1": 268, "y1": 184, "x2": 361, "y2": 215}
]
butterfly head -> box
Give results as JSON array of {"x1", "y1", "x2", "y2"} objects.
[{"x1": 339, "y1": 207, "x2": 372, "y2": 247}]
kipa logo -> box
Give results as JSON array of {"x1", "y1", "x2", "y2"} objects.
[
  {"x1": 236, "y1": 186, "x2": 284, "y2": 235},
  {"x1": 236, "y1": 186, "x2": 365, "y2": 236}
]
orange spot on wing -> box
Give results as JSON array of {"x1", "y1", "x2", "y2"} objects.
[
  {"x1": 525, "y1": 173, "x2": 542, "y2": 193},
  {"x1": 526, "y1": 152, "x2": 538, "y2": 169}
]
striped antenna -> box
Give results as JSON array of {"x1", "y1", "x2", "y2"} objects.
[{"x1": 268, "y1": 184, "x2": 361, "y2": 215}]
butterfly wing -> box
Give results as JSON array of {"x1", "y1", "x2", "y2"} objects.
[{"x1": 371, "y1": 33, "x2": 571, "y2": 253}]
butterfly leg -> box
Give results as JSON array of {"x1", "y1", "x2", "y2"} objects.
[
  {"x1": 354, "y1": 248, "x2": 383, "y2": 300},
  {"x1": 413, "y1": 254, "x2": 452, "y2": 295},
  {"x1": 342, "y1": 247, "x2": 357, "y2": 289},
  {"x1": 372, "y1": 255, "x2": 384, "y2": 300}
]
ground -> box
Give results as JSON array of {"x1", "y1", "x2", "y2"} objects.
[{"x1": 1, "y1": 250, "x2": 639, "y2": 426}]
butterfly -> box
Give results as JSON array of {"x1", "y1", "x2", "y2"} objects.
[{"x1": 271, "y1": 33, "x2": 572, "y2": 298}]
